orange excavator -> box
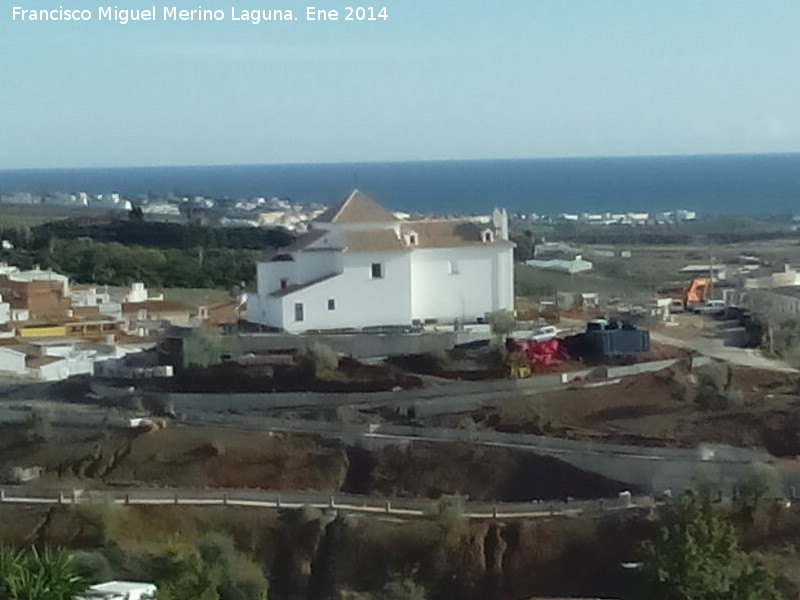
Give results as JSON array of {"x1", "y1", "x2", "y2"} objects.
[{"x1": 683, "y1": 277, "x2": 712, "y2": 310}]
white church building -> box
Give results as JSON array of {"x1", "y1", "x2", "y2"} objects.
[{"x1": 246, "y1": 191, "x2": 515, "y2": 333}]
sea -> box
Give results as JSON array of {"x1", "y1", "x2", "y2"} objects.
[{"x1": 1, "y1": 153, "x2": 799, "y2": 216}]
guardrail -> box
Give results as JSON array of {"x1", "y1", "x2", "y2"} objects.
[{"x1": 0, "y1": 487, "x2": 655, "y2": 521}]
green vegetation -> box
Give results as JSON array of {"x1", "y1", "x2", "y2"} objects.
[
  {"x1": 762, "y1": 317, "x2": 800, "y2": 367},
  {"x1": 639, "y1": 492, "x2": 784, "y2": 600},
  {"x1": 0, "y1": 545, "x2": 86, "y2": 600},
  {"x1": 70, "y1": 550, "x2": 113, "y2": 583},
  {"x1": 25, "y1": 408, "x2": 53, "y2": 444},
  {"x1": 150, "y1": 535, "x2": 268, "y2": 600},
  {"x1": 338, "y1": 576, "x2": 428, "y2": 600},
  {"x1": 511, "y1": 216, "x2": 797, "y2": 247},
  {"x1": 183, "y1": 327, "x2": 242, "y2": 368},
  {"x1": 0, "y1": 536, "x2": 268, "y2": 600},
  {"x1": 297, "y1": 342, "x2": 340, "y2": 379},
  {"x1": 424, "y1": 495, "x2": 468, "y2": 536},
  {"x1": 0, "y1": 215, "x2": 294, "y2": 290},
  {"x1": 486, "y1": 310, "x2": 515, "y2": 344}
]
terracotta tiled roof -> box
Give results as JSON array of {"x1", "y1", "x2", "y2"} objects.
[
  {"x1": 121, "y1": 300, "x2": 195, "y2": 315},
  {"x1": 344, "y1": 230, "x2": 405, "y2": 252},
  {"x1": 401, "y1": 220, "x2": 513, "y2": 249},
  {"x1": 315, "y1": 190, "x2": 398, "y2": 224}
]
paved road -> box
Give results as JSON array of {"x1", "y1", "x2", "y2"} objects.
[
  {"x1": 650, "y1": 331, "x2": 798, "y2": 373},
  {"x1": 0, "y1": 486, "x2": 653, "y2": 521}
]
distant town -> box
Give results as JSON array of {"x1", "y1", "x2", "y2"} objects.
[{"x1": 0, "y1": 189, "x2": 701, "y2": 230}]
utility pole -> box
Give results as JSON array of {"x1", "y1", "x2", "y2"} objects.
[{"x1": 708, "y1": 246, "x2": 715, "y2": 301}]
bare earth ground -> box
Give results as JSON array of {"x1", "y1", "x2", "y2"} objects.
[
  {"x1": 441, "y1": 362, "x2": 800, "y2": 456},
  {"x1": 0, "y1": 424, "x2": 629, "y2": 501}
]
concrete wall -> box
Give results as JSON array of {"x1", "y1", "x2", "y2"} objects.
[
  {"x1": 239, "y1": 330, "x2": 459, "y2": 359},
  {"x1": 158, "y1": 358, "x2": 680, "y2": 415}
]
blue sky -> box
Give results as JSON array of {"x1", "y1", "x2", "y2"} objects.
[{"x1": 1, "y1": 0, "x2": 799, "y2": 168}]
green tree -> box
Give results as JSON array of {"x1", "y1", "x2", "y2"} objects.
[
  {"x1": 149, "y1": 536, "x2": 267, "y2": 600},
  {"x1": 487, "y1": 310, "x2": 516, "y2": 345},
  {"x1": 198, "y1": 533, "x2": 268, "y2": 600},
  {"x1": 639, "y1": 492, "x2": 783, "y2": 600},
  {"x1": 152, "y1": 545, "x2": 219, "y2": 600}
]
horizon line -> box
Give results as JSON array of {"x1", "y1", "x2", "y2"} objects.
[{"x1": 2, "y1": 150, "x2": 800, "y2": 173}]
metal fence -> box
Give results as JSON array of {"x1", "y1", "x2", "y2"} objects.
[{"x1": 0, "y1": 486, "x2": 654, "y2": 521}]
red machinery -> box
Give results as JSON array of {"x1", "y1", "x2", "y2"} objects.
[{"x1": 508, "y1": 338, "x2": 569, "y2": 368}]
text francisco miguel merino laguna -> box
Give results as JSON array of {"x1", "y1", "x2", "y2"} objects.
[{"x1": 11, "y1": 5, "x2": 389, "y2": 24}]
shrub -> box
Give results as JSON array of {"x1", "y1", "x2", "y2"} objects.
[
  {"x1": 694, "y1": 373, "x2": 731, "y2": 411},
  {"x1": 26, "y1": 407, "x2": 52, "y2": 443},
  {"x1": 487, "y1": 310, "x2": 516, "y2": 344},
  {"x1": 338, "y1": 576, "x2": 428, "y2": 600},
  {"x1": 298, "y1": 342, "x2": 340, "y2": 379},
  {"x1": 424, "y1": 495, "x2": 467, "y2": 536},
  {"x1": 70, "y1": 550, "x2": 113, "y2": 583}
]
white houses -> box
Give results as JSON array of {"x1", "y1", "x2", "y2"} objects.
[{"x1": 247, "y1": 191, "x2": 515, "y2": 333}]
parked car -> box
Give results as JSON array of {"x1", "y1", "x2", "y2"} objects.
[
  {"x1": 693, "y1": 300, "x2": 726, "y2": 315},
  {"x1": 529, "y1": 325, "x2": 559, "y2": 342}
]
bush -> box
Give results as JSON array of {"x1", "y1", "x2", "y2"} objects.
[
  {"x1": 737, "y1": 462, "x2": 782, "y2": 508},
  {"x1": 149, "y1": 534, "x2": 269, "y2": 600},
  {"x1": 298, "y1": 342, "x2": 340, "y2": 379},
  {"x1": 487, "y1": 310, "x2": 516, "y2": 344},
  {"x1": 75, "y1": 501, "x2": 116, "y2": 547},
  {"x1": 71, "y1": 550, "x2": 113, "y2": 583},
  {"x1": 338, "y1": 576, "x2": 428, "y2": 600},
  {"x1": 26, "y1": 407, "x2": 52, "y2": 443},
  {"x1": 694, "y1": 373, "x2": 731, "y2": 410},
  {"x1": 424, "y1": 495, "x2": 467, "y2": 536}
]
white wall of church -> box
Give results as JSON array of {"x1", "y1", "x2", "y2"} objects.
[
  {"x1": 409, "y1": 246, "x2": 513, "y2": 322},
  {"x1": 265, "y1": 251, "x2": 413, "y2": 332}
]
